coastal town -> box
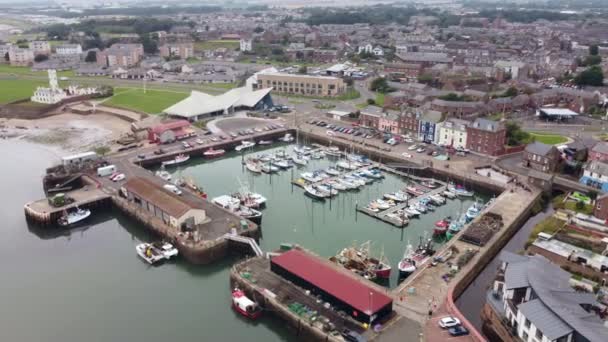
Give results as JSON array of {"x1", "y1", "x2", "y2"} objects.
[{"x1": 2, "y1": 1, "x2": 608, "y2": 342}]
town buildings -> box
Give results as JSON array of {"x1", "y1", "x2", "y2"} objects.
[
  {"x1": 55, "y1": 44, "x2": 82, "y2": 56},
  {"x1": 523, "y1": 142, "x2": 561, "y2": 173},
  {"x1": 588, "y1": 142, "x2": 608, "y2": 162},
  {"x1": 8, "y1": 47, "x2": 34, "y2": 66},
  {"x1": 97, "y1": 44, "x2": 144, "y2": 67},
  {"x1": 257, "y1": 73, "x2": 345, "y2": 97},
  {"x1": 580, "y1": 160, "x2": 608, "y2": 192},
  {"x1": 418, "y1": 110, "x2": 443, "y2": 143},
  {"x1": 239, "y1": 37, "x2": 253, "y2": 52},
  {"x1": 159, "y1": 43, "x2": 194, "y2": 60},
  {"x1": 29, "y1": 40, "x2": 51, "y2": 56},
  {"x1": 436, "y1": 118, "x2": 469, "y2": 149},
  {"x1": 466, "y1": 118, "x2": 506, "y2": 156}
]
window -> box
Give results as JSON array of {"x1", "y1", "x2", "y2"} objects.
[
  {"x1": 524, "y1": 318, "x2": 531, "y2": 328},
  {"x1": 522, "y1": 331, "x2": 528, "y2": 341},
  {"x1": 535, "y1": 329, "x2": 542, "y2": 340}
]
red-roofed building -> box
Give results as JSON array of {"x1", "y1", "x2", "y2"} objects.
[
  {"x1": 270, "y1": 249, "x2": 393, "y2": 324},
  {"x1": 148, "y1": 120, "x2": 194, "y2": 144}
]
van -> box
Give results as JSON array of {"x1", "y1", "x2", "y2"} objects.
[{"x1": 97, "y1": 165, "x2": 117, "y2": 177}]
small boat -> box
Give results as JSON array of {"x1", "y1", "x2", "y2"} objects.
[
  {"x1": 162, "y1": 153, "x2": 190, "y2": 166},
  {"x1": 405, "y1": 185, "x2": 425, "y2": 196},
  {"x1": 155, "y1": 170, "x2": 172, "y2": 181},
  {"x1": 413, "y1": 202, "x2": 427, "y2": 213},
  {"x1": 293, "y1": 145, "x2": 312, "y2": 155},
  {"x1": 325, "y1": 167, "x2": 340, "y2": 176},
  {"x1": 443, "y1": 190, "x2": 456, "y2": 199},
  {"x1": 447, "y1": 215, "x2": 466, "y2": 240},
  {"x1": 213, "y1": 195, "x2": 263, "y2": 224},
  {"x1": 386, "y1": 211, "x2": 409, "y2": 226},
  {"x1": 304, "y1": 185, "x2": 328, "y2": 199},
  {"x1": 369, "y1": 199, "x2": 394, "y2": 210},
  {"x1": 384, "y1": 191, "x2": 408, "y2": 202},
  {"x1": 57, "y1": 207, "x2": 91, "y2": 226},
  {"x1": 352, "y1": 172, "x2": 373, "y2": 184},
  {"x1": 324, "y1": 146, "x2": 341, "y2": 157},
  {"x1": 258, "y1": 140, "x2": 273, "y2": 145},
  {"x1": 279, "y1": 133, "x2": 294, "y2": 142},
  {"x1": 324, "y1": 180, "x2": 347, "y2": 191},
  {"x1": 317, "y1": 184, "x2": 339, "y2": 196},
  {"x1": 261, "y1": 164, "x2": 279, "y2": 173},
  {"x1": 256, "y1": 154, "x2": 271, "y2": 162},
  {"x1": 291, "y1": 155, "x2": 308, "y2": 166},
  {"x1": 245, "y1": 159, "x2": 262, "y2": 173},
  {"x1": 420, "y1": 180, "x2": 439, "y2": 189},
  {"x1": 336, "y1": 161, "x2": 357, "y2": 170},
  {"x1": 271, "y1": 159, "x2": 291, "y2": 169},
  {"x1": 465, "y1": 202, "x2": 483, "y2": 222},
  {"x1": 343, "y1": 175, "x2": 366, "y2": 187},
  {"x1": 235, "y1": 141, "x2": 255, "y2": 151},
  {"x1": 301, "y1": 172, "x2": 323, "y2": 183},
  {"x1": 337, "y1": 178, "x2": 359, "y2": 190},
  {"x1": 429, "y1": 194, "x2": 446, "y2": 205},
  {"x1": 311, "y1": 151, "x2": 325, "y2": 159},
  {"x1": 135, "y1": 242, "x2": 178, "y2": 264},
  {"x1": 405, "y1": 206, "x2": 421, "y2": 217},
  {"x1": 203, "y1": 148, "x2": 225, "y2": 158},
  {"x1": 232, "y1": 288, "x2": 262, "y2": 319},
  {"x1": 361, "y1": 168, "x2": 383, "y2": 179},
  {"x1": 398, "y1": 244, "x2": 417, "y2": 276},
  {"x1": 448, "y1": 183, "x2": 474, "y2": 197}
]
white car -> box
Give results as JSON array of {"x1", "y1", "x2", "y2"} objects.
[
  {"x1": 408, "y1": 144, "x2": 418, "y2": 151},
  {"x1": 401, "y1": 152, "x2": 412, "y2": 158},
  {"x1": 326, "y1": 130, "x2": 335, "y2": 136},
  {"x1": 438, "y1": 316, "x2": 461, "y2": 329},
  {"x1": 416, "y1": 147, "x2": 426, "y2": 153},
  {"x1": 195, "y1": 139, "x2": 204, "y2": 145},
  {"x1": 405, "y1": 138, "x2": 414, "y2": 143},
  {"x1": 111, "y1": 173, "x2": 126, "y2": 182},
  {"x1": 163, "y1": 184, "x2": 182, "y2": 195}
]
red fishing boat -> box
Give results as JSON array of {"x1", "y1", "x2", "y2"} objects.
[
  {"x1": 433, "y1": 217, "x2": 451, "y2": 237},
  {"x1": 231, "y1": 288, "x2": 262, "y2": 319},
  {"x1": 398, "y1": 243, "x2": 417, "y2": 276},
  {"x1": 204, "y1": 147, "x2": 225, "y2": 158}
]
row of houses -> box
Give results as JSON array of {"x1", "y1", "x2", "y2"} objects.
[{"x1": 359, "y1": 107, "x2": 507, "y2": 155}]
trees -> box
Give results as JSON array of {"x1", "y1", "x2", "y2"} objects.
[
  {"x1": 498, "y1": 86, "x2": 518, "y2": 98},
  {"x1": 506, "y1": 121, "x2": 533, "y2": 146},
  {"x1": 140, "y1": 34, "x2": 158, "y2": 54},
  {"x1": 253, "y1": 26, "x2": 264, "y2": 33},
  {"x1": 370, "y1": 77, "x2": 391, "y2": 93},
  {"x1": 589, "y1": 44, "x2": 599, "y2": 56},
  {"x1": 34, "y1": 54, "x2": 48, "y2": 63},
  {"x1": 85, "y1": 50, "x2": 97, "y2": 63},
  {"x1": 298, "y1": 66, "x2": 307, "y2": 74},
  {"x1": 574, "y1": 66, "x2": 604, "y2": 87}
]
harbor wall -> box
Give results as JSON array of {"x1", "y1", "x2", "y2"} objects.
[
  {"x1": 24, "y1": 194, "x2": 112, "y2": 227},
  {"x1": 444, "y1": 190, "x2": 541, "y2": 342},
  {"x1": 230, "y1": 261, "x2": 342, "y2": 342}
]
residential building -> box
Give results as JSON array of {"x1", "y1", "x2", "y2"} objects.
[
  {"x1": 97, "y1": 44, "x2": 144, "y2": 67},
  {"x1": 312, "y1": 49, "x2": 338, "y2": 63},
  {"x1": 159, "y1": 43, "x2": 194, "y2": 59},
  {"x1": 359, "y1": 106, "x2": 382, "y2": 129},
  {"x1": 55, "y1": 44, "x2": 82, "y2": 56},
  {"x1": 593, "y1": 193, "x2": 608, "y2": 221},
  {"x1": 378, "y1": 113, "x2": 400, "y2": 134},
  {"x1": 494, "y1": 60, "x2": 529, "y2": 81},
  {"x1": 395, "y1": 52, "x2": 453, "y2": 67},
  {"x1": 29, "y1": 40, "x2": 51, "y2": 56},
  {"x1": 8, "y1": 47, "x2": 34, "y2": 66},
  {"x1": 358, "y1": 43, "x2": 372, "y2": 54},
  {"x1": 147, "y1": 120, "x2": 194, "y2": 144},
  {"x1": 123, "y1": 177, "x2": 207, "y2": 229},
  {"x1": 466, "y1": 118, "x2": 506, "y2": 156},
  {"x1": 239, "y1": 37, "x2": 252, "y2": 52},
  {"x1": 257, "y1": 73, "x2": 345, "y2": 97},
  {"x1": 384, "y1": 62, "x2": 424, "y2": 80},
  {"x1": 580, "y1": 160, "x2": 608, "y2": 192},
  {"x1": 418, "y1": 110, "x2": 443, "y2": 143},
  {"x1": 0, "y1": 44, "x2": 12, "y2": 63},
  {"x1": 484, "y1": 251, "x2": 607, "y2": 342},
  {"x1": 588, "y1": 142, "x2": 608, "y2": 162},
  {"x1": 431, "y1": 99, "x2": 484, "y2": 119},
  {"x1": 436, "y1": 118, "x2": 469, "y2": 149},
  {"x1": 523, "y1": 142, "x2": 561, "y2": 173},
  {"x1": 398, "y1": 110, "x2": 420, "y2": 134}
]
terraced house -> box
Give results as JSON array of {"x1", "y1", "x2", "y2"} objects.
[{"x1": 257, "y1": 73, "x2": 345, "y2": 97}]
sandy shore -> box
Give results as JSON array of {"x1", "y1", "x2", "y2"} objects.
[{"x1": 0, "y1": 113, "x2": 132, "y2": 152}]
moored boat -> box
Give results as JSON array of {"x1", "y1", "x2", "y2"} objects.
[
  {"x1": 245, "y1": 159, "x2": 262, "y2": 173},
  {"x1": 162, "y1": 153, "x2": 190, "y2": 166},
  {"x1": 291, "y1": 155, "x2": 308, "y2": 166},
  {"x1": 304, "y1": 185, "x2": 329, "y2": 199},
  {"x1": 279, "y1": 133, "x2": 294, "y2": 142},
  {"x1": 135, "y1": 242, "x2": 178, "y2": 264},
  {"x1": 384, "y1": 191, "x2": 408, "y2": 202},
  {"x1": 203, "y1": 148, "x2": 225, "y2": 158},
  {"x1": 258, "y1": 140, "x2": 273, "y2": 145},
  {"x1": 57, "y1": 207, "x2": 91, "y2": 226},
  {"x1": 324, "y1": 146, "x2": 342, "y2": 157},
  {"x1": 398, "y1": 243, "x2": 417, "y2": 276},
  {"x1": 232, "y1": 288, "x2": 262, "y2": 319},
  {"x1": 443, "y1": 190, "x2": 456, "y2": 199},
  {"x1": 235, "y1": 141, "x2": 255, "y2": 151},
  {"x1": 155, "y1": 170, "x2": 172, "y2": 181},
  {"x1": 324, "y1": 167, "x2": 340, "y2": 176}
]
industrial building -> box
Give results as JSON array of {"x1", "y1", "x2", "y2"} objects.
[{"x1": 270, "y1": 249, "x2": 393, "y2": 324}]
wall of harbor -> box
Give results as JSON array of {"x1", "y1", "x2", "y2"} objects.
[
  {"x1": 24, "y1": 194, "x2": 112, "y2": 227},
  {"x1": 230, "y1": 261, "x2": 342, "y2": 342}
]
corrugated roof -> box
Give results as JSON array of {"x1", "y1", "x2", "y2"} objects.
[
  {"x1": 271, "y1": 249, "x2": 392, "y2": 315},
  {"x1": 518, "y1": 299, "x2": 573, "y2": 340},
  {"x1": 124, "y1": 177, "x2": 196, "y2": 218}
]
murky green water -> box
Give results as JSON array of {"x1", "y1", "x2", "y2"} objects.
[{"x1": 1, "y1": 141, "x2": 482, "y2": 342}]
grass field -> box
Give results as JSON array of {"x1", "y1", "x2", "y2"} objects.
[
  {"x1": 528, "y1": 131, "x2": 569, "y2": 145},
  {"x1": 375, "y1": 93, "x2": 385, "y2": 106},
  {"x1": 194, "y1": 40, "x2": 240, "y2": 51},
  {"x1": 0, "y1": 79, "x2": 54, "y2": 104},
  {"x1": 104, "y1": 88, "x2": 189, "y2": 114}
]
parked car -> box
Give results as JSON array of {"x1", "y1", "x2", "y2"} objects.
[
  {"x1": 326, "y1": 130, "x2": 335, "y2": 136},
  {"x1": 402, "y1": 152, "x2": 412, "y2": 158},
  {"x1": 416, "y1": 147, "x2": 426, "y2": 153},
  {"x1": 182, "y1": 141, "x2": 191, "y2": 149},
  {"x1": 448, "y1": 325, "x2": 469, "y2": 336},
  {"x1": 137, "y1": 154, "x2": 146, "y2": 159},
  {"x1": 438, "y1": 316, "x2": 461, "y2": 329},
  {"x1": 111, "y1": 173, "x2": 126, "y2": 182},
  {"x1": 405, "y1": 138, "x2": 414, "y2": 143},
  {"x1": 163, "y1": 184, "x2": 182, "y2": 196},
  {"x1": 153, "y1": 148, "x2": 166, "y2": 155},
  {"x1": 341, "y1": 329, "x2": 367, "y2": 342},
  {"x1": 408, "y1": 144, "x2": 418, "y2": 151}
]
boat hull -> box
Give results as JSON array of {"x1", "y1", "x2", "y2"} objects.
[
  {"x1": 232, "y1": 302, "x2": 262, "y2": 320},
  {"x1": 374, "y1": 267, "x2": 391, "y2": 279}
]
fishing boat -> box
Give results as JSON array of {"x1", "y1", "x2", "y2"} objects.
[
  {"x1": 446, "y1": 215, "x2": 466, "y2": 240},
  {"x1": 135, "y1": 242, "x2": 178, "y2": 264},
  {"x1": 291, "y1": 155, "x2": 308, "y2": 166},
  {"x1": 234, "y1": 181, "x2": 267, "y2": 208},
  {"x1": 235, "y1": 140, "x2": 255, "y2": 151},
  {"x1": 213, "y1": 195, "x2": 263, "y2": 224},
  {"x1": 203, "y1": 148, "x2": 225, "y2": 158},
  {"x1": 245, "y1": 159, "x2": 262, "y2": 173},
  {"x1": 304, "y1": 185, "x2": 329, "y2": 199},
  {"x1": 301, "y1": 172, "x2": 323, "y2": 183},
  {"x1": 155, "y1": 170, "x2": 172, "y2": 181},
  {"x1": 435, "y1": 216, "x2": 452, "y2": 228},
  {"x1": 232, "y1": 288, "x2": 262, "y2": 319},
  {"x1": 331, "y1": 242, "x2": 390, "y2": 280},
  {"x1": 162, "y1": 153, "x2": 190, "y2": 166},
  {"x1": 465, "y1": 202, "x2": 483, "y2": 222},
  {"x1": 279, "y1": 133, "x2": 294, "y2": 142},
  {"x1": 324, "y1": 146, "x2": 342, "y2": 157},
  {"x1": 411, "y1": 237, "x2": 435, "y2": 265},
  {"x1": 57, "y1": 207, "x2": 91, "y2": 226},
  {"x1": 398, "y1": 244, "x2": 417, "y2": 276},
  {"x1": 384, "y1": 191, "x2": 408, "y2": 202},
  {"x1": 420, "y1": 179, "x2": 439, "y2": 189},
  {"x1": 370, "y1": 249, "x2": 392, "y2": 279},
  {"x1": 258, "y1": 140, "x2": 273, "y2": 145},
  {"x1": 325, "y1": 167, "x2": 340, "y2": 176}
]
